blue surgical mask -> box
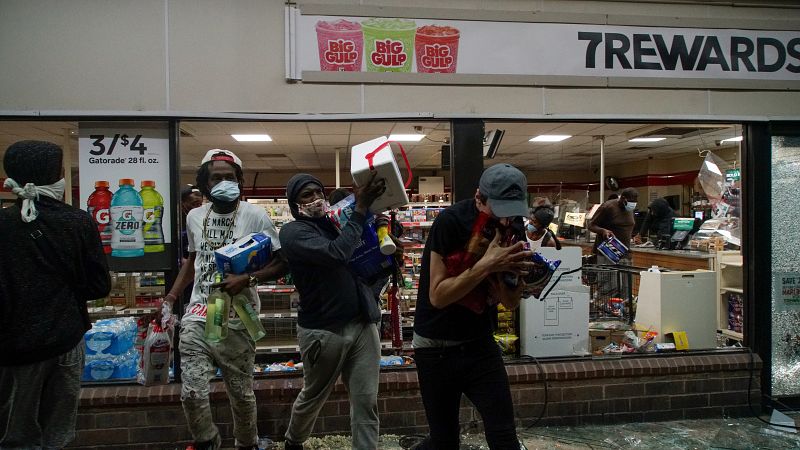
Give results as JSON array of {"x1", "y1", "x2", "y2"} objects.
[
  {"x1": 210, "y1": 180, "x2": 240, "y2": 202},
  {"x1": 625, "y1": 201, "x2": 637, "y2": 212},
  {"x1": 526, "y1": 223, "x2": 537, "y2": 233}
]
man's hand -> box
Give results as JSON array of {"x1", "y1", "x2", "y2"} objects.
[
  {"x1": 155, "y1": 293, "x2": 177, "y2": 325},
  {"x1": 601, "y1": 229, "x2": 615, "y2": 240},
  {"x1": 632, "y1": 234, "x2": 642, "y2": 245},
  {"x1": 212, "y1": 273, "x2": 249, "y2": 296},
  {"x1": 474, "y1": 230, "x2": 533, "y2": 277},
  {"x1": 354, "y1": 171, "x2": 387, "y2": 214}
]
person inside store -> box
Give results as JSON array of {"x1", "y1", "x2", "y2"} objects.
[
  {"x1": 180, "y1": 184, "x2": 204, "y2": 299},
  {"x1": 411, "y1": 163, "x2": 533, "y2": 450},
  {"x1": 280, "y1": 172, "x2": 387, "y2": 450},
  {"x1": 526, "y1": 204, "x2": 561, "y2": 251},
  {"x1": 632, "y1": 197, "x2": 675, "y2": 246},
  {"x1": 0, "y1": 140, "x2": 112, "y2": 450},
  {"x1": 159, "y1": 149, "x2": 287, "y2": 450},
  {"x1": 588, "y1": 187, "x2": 639, "y2": 264}
]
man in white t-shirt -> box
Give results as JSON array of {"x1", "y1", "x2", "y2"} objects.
[{"x1": 161, "y1": 149, "x2": 287, "y2": 450}]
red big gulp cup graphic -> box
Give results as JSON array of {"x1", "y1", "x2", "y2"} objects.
[
  {"x1": 315, "y1": 19, "x2": 363, "y2": 72},
  {"x1": 415, "y1": 25, "x2": 460, "y2": 73}
]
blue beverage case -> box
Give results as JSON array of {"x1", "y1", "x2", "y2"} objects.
[
  {"x1": 328, "y1": 194, "x2": 393, "y2": 282},
  {"x1": 597, "y1": 236, "x2": 628, "y2": 264}
]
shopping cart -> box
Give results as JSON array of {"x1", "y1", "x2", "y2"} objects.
[{"x1": 582, "y1": 264, "x2": 643, "y2": 324}]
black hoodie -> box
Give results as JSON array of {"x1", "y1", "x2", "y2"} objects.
[
  {"x1": 279, "y1": 174, "x2": 381, "y2": 330},
  {"x1": 639, "y1": 198, "x2": 675, "y2": 238}
]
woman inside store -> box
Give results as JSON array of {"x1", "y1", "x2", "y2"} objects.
[{"x1": 526, "y1": 205, "x2": 561, "y2": 251}]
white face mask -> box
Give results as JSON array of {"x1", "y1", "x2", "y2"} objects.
[
  {"x1": 210, "y1": 180, "x2": 240, "y2": 203},
  {"x1": 625, "y1": 201, "x2": 637, "y2": 212},
  {"x1": 297, "y1": 198, "x2": 329, "y2": 218}
]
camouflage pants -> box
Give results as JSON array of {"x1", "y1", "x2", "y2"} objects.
[
  {"x1": 179, "y1": 321, "x2": 256, "y2": 448},
  {"x1": 0, "y1": 340, "x2": 84, "y2": 450}
]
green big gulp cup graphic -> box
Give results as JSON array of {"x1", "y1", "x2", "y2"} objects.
[{"x1": 362, "y1": 18, "x2": 416, "y2": 72}]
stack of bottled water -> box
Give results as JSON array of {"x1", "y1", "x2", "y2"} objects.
[{"x1": 82, "y1": 317, "x2": 139, "y2": 381}]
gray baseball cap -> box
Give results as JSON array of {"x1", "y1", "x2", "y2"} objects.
[{"x1": 479, "y1": 163, "x2": 528, "y2": 218}]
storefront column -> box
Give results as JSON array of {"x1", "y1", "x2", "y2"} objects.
[
  {"x1": 450, "y1": 119, "x2": 485, "y2": 202},
  {"x1": 743, "y1": 122, "x2": 772, "y2": 396}
]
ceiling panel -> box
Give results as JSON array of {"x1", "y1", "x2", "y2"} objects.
[{"x1": 0, "y1": 120, "x2": 740, "y2": 173}]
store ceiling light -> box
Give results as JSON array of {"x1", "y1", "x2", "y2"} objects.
[
  {"x1": 389, "y1": 134, "x2": 426, "y2": 142},
  {"x1": 530, "y1": 135, "x2": 571, "y2": 142},
  {"x1": 232, "y1": 134, "x2": 272, "y2": 142},
  {"x1": 720, "y1": 136, "x2": 743, "y2": 143},
  {"x1": 628, "y1": 137, "x2": 666, "y2": 143}
]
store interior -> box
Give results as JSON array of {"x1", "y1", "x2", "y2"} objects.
[{"x1": 0, "y1": 119, "x2": 745, "y2": 376}]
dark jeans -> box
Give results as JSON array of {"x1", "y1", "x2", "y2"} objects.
[{"x1": 414, "y1": 337, "x2": 519, "y2": 450}]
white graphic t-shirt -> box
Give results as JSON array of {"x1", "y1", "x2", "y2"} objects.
[{"x1": 183, "y1": 201, "x2": 281, "y2": 329}]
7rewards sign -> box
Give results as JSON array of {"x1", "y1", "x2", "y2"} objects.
[{"x1": 78, "y1": 122, "x2": 173, "y2": 271}]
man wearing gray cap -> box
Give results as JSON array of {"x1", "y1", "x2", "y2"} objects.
[{"x1": 411, "y1": 163, "x2": 532, "y2": 450}]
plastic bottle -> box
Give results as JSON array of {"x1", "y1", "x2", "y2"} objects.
[
  {"x1": 140, "y1": 180, "x2": 165, "y2": 253},
  {"x1": 87, "y1": 180, "x2": 113, "y2": 254},
  {"x1": 232, "y1": 294, "x2": 266, "y2": 341},
  {"x1": 110, "y1": 178, "x2": 145, "y2": 257},
  {"x1": 141, "y1": 321, "x2": 171, "y2": 385},
  {"x1": 204, "y1": 273, "x2": 231, "y2": 342},
  {"x1": 647, "y1": 265, "x2": 661, "y2": 273}
]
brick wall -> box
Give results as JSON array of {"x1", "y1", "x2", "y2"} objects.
[{"x1": 67, "y1": 352, "x2": 761, "y2": 450}]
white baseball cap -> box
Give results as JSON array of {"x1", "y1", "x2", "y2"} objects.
[{"x1": 201, "y1": 149, "x2": 242, "y2": 169}]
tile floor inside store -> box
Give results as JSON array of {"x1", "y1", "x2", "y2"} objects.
[{"x1": 235, "y1": 416, "x2": 799, "y2": 450}]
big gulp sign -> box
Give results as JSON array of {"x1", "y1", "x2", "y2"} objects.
[
  {"x1": 371, "y1": 39, "x2": 407, "y2": 67},
  {"x1": 294, "y1": 12, "x2": 800, "y2": 84},
  {"x1": 324, "y1": 39, "x2": 359, "y2": 65}
]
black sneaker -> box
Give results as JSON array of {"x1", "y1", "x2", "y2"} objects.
[
  {"x1": 283, "y1": 440, "x2": 304, "y2": 450},
  {"x1": 193, "y1": 433, "x2": 222, "y2": 450}
]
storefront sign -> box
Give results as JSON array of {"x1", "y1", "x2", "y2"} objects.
[
  {"x1": 79, "y1": 122, "x2": 172, "y2": 271},
  {"x1": 775, "y1": 273, "x2": 800, "y2": 312},
  {"x1": 290, "y1": 9, "x2": 800, "y2": 85}
]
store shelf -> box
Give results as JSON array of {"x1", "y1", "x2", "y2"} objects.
[
  {"x1": 721, "y1": 287, "x2": 744, "y2": 294},
  {"x1": 401, "y1": 221, "x2": 434, "y2": 228},
  {"x1": 719, "y1": 329, "x2": 744, "y2": 340},
  {"x1": 256, "y1": 339, "x2": 300, "y2": 354},
  {"x1": 404, "y1": 202, "x2": 450, "y2": 208},
  {"x1": 88, "y1": 306, "x2": 157, "y2": 318},
  {"x1": 257, "y1": 285, "x2": 296, "y2": 293},
  {"x1": 259, "y1": 310, "x2": 298, "y2": 319},
  {"x1": 720, "y1": 261, "x2": 743, "y2": 268}
]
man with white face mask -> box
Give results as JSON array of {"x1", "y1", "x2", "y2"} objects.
[
  {"x1": 588, "y1": 187, "x2": 639, "y2": 264},
  {"x1": 1, "y1": 140, "x2": 111, "y2": 449},
  {"x1": 279, "y1": 173, "x2": 386, "y2": 450},
  {"x1": 160, "y1": 149, "x2": 287, "y2": 450}
]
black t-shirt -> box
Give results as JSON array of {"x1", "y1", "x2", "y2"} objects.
[{"x1": 414, "y1": 199, "x2": 495, "y2": 341}]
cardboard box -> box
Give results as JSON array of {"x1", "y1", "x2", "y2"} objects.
[
  {"x1": 590, "y1": 329, "x2": 612, "y2": 352},
  {"x1": 214, "y1": 232, "x2": 272, "y2": 275}
]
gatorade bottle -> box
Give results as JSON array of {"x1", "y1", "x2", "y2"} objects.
[
  {"x1": 110, "y1": 178, "x2": 145, "y2": 257},
  {"x1": 140, "y1": 180, "x2": 165, "y2": 253},
  {"x1": 87, "y1": 181, "x2": 113, "y2": 254},
  {"x1": 232, "y1": 293, "x2": 266, "y2": 341},
  {"x1": 205, "y1": 273, "x2": 231, "y2": 342}
]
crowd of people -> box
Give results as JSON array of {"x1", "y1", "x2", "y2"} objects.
[{"x1": 3, "y1": 141, "x2": 586, "y2": 450}]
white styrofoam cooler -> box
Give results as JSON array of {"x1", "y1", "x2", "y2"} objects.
[{"x1": 350, "y1": 136, "x2": 409, "y2": 213}]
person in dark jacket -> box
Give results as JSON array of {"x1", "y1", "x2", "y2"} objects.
[
  {"x1": 633, "y1": 197, "x2": 675, "y2": 244},
  {"x1": 280, "y1": 173, "x2": 385, "y2": 450},
  {"x1": 0, "y1": 140, "x2": 111, "y2": 449}
]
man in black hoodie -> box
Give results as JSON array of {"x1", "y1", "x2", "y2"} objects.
[
  {"x1": 280, "y1": 173, "x2": 385, "y2": 450},
  {"x1": 633, "y1": 197, "x2": 675, "y2": 245},
  {"x1": 0, "y1": 140, "x2": 111, "y2": 449}
]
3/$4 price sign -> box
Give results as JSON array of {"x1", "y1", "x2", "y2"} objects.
[
  {"x1": 78, "y1": 122, "x2": 172, "y2": 269},
  {"x1": 86, "y1": 133, "x2": 161, "y2": 165}
]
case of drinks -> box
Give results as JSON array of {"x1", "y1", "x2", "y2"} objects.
[{"x1": 214, "y1": 232, "x2": 272, "y2": 275}]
